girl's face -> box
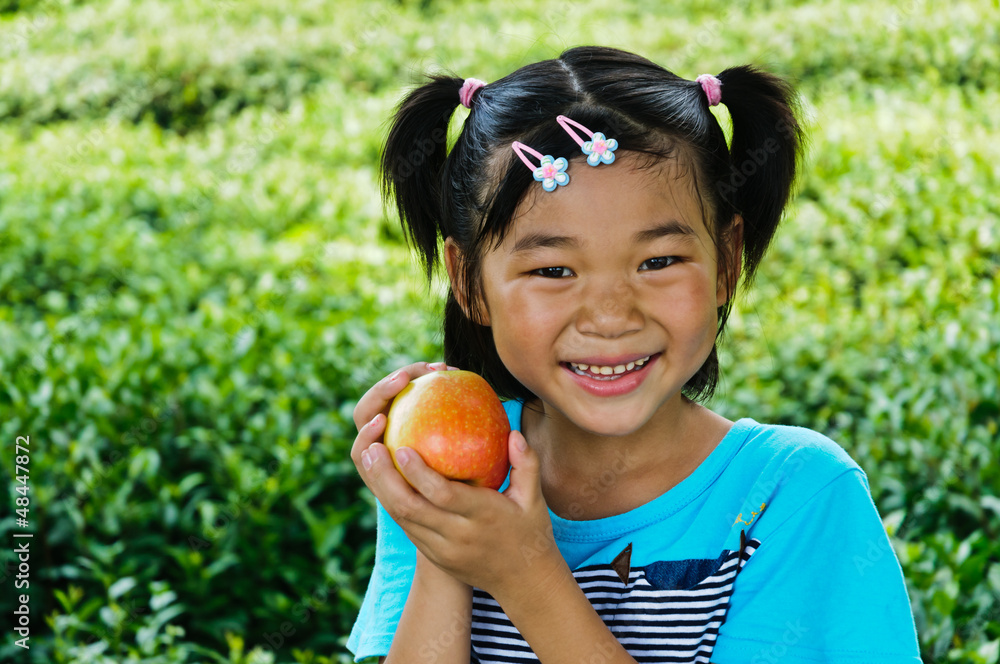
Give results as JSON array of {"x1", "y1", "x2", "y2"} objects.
[{"x1": 470, "y1": 152, "x2": 735, "y2": 438}]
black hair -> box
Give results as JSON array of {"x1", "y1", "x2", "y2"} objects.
[{"x1": 380, "y1": 46, "x2": 806, "y2": 403}]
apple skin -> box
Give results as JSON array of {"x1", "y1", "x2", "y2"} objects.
[{"x1": 384, "y1": 370, "x2": 511, "y2": 490}]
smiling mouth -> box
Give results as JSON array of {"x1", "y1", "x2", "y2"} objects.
[{"x1": 564, "y1": 355, "x2": 654, "y2": 381}]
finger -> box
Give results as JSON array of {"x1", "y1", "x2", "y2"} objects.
[
  {"x1": 361, "y1": 447, "x2": 467, "y2": 569},
  {"x1": 363, "y1": 442, "x2": 447, "y2": 529},
  {"x1": 350, "y1": 412, "x2": 387, "y2": 492},
  {"x1": 501, "y1": 430, "x2": 541, "y2": 507},
  {"x1": 393, "y1": 446, "x2": 476, "y2": 517},
  {"x1": 352, "y1": 361, "x2": 450, "y2": 431}
]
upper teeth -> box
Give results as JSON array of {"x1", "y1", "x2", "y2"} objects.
[{"x1": 569, "y1": 356, "x2": 650, "y2": 375}]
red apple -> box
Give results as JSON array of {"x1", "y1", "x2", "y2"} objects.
[{"x1": 384, "y1": 370, "x2": 511, "y2": 490}]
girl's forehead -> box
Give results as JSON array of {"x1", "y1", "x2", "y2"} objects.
[{"x1": 506, "y1": 153, "x2": 711, "y2": 244}]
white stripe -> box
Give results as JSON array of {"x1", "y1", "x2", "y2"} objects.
[
  {"x1": 615, "y1": 631, "x2": 721, "y2": 646},
  {"x1": 586, "y1": 585, "x2": 733, "y2": 598},
  {"x1": 601, "y1": 597, "x2": 731, "y2": 611},
  {"x1": 608, "y1": 616, "x2": 722, "y2": 639},
  {"x1": 473, "y1": 646, "x2": 537, "y2": 659},
  {"x1": 471, "y1": 632, "x2": 538, "y2": 648}
]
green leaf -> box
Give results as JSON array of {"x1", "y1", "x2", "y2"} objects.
[
  {"x1": 150, "y1": 590, "x2": 178, "y2": 612},
  {"x1": 108, "y1": 577, "x2": 137, "y2": 600}
]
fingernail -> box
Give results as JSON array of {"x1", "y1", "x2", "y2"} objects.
[
  {"x1": 427, "y1": 362, "x2": 447, "y2": 371},
  {"x1": 389, "y1": 370, "x2": 404, "y2": 382},
  {"x1": 447, "y1": 365, "x2": 459, "y2": 371},
  {"x1": 369, "y1": 413, "x2": 382, "y2": 428},
  {"x1": 361, "y1": 450, "x2": 372, "y2": 470},
  {"x1": 397, "y1": 447, "x2": 412, "y2": 466},
  {"x1": 516, "y1": 435, "x2": 527, "y2": 452}
]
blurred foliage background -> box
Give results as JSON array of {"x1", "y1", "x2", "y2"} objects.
[{"x1": 0, "y1": 0, "x2": 997, "y2": 662}]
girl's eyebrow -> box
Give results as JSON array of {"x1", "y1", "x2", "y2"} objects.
[
  {"x1": 510, "y1": 232, "x2": 578, "y2": 254},
  {"x1": 633, "y1": 219, "x2": 699, "y2": 243},
  {"x1": 510, "y1": 220, "x2": 697, "y2": 254}
]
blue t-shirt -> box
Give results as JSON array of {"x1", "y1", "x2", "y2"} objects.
[{"x1": 347, "y1": 400, "x2": 921, "y2": 663}]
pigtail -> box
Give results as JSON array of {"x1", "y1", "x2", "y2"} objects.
[
  {"x1": 380, "y1": 75, "x2": 465, "y2": 278},
  {"x1": 714, "y1": 65, "x2": 806, "y2": 283}
]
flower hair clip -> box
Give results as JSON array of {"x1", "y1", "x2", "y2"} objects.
[
  {"x1": 511, "y1": 141, "x2": 570, "y2": 191},
  {"x1": 510, "y1": 115, "x2": 620, "y2": 192},
  {"x1": 556, "y1": 115, "x2": 618, "y2": 166}
]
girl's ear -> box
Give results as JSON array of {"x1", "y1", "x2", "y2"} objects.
[
  {"x1": 716, "y1": 214, "x2": 744, "y2": 307},
  {"x1": 444, "y1": 237, "x2": 490, "y2": 326}
]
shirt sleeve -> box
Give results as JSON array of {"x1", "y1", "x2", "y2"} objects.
[
  {"x1": 346, "y1": 498, "x2": 416, "y2": 662},
  {"x1": 712, "y1": 468, "x2": 922, "y2": 664}
]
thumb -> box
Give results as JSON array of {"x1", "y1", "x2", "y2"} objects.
[{"x1": 502, "y1": 429, "x2": 541, "y2": 506}]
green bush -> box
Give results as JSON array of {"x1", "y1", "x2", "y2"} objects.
[{"x1": 0, "y1": 0, "x2": 997, "y2": 662}]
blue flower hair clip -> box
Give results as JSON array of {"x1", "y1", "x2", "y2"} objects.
[
  {"x1": 511, "y1": 141, "x2": 570, "y2": 191},
  {"x1": 556, "y1": 115, "x2": 618, "y2": 166}
]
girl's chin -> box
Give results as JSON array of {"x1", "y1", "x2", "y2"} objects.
[{"x1": 550, "y1": 401, "x2": 662, "y2": 438}]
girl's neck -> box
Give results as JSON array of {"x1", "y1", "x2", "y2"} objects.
[{"x1": 521, "y1": 397, "x2": 733, "y2": 520}]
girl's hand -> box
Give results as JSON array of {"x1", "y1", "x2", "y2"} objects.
[{"x1": 357, "y1": 409, "x2": 563, "y2": 605}]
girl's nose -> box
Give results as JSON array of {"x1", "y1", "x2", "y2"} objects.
[{"x1": 575, "y1": 279, "x2": 643, "y2": 338}]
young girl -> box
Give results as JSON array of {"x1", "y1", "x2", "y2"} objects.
[{"x1": 347, "y1": 46, "x2": 921, "y2": 664}]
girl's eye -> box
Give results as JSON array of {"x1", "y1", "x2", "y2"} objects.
[
  {"x1": 532, "y1": 266, "x2": 573, "y2": 278},
  {"x1": 639, "y1": 256, "x2": 678, "y2": 271}
]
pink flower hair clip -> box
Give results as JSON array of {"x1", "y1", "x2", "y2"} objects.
[
  {"x1": 511, "y1": 141, "x2": 570, "y2": 191},
  {"x1": 556, "y1": 115, "x2": 618, "y2": 166}
]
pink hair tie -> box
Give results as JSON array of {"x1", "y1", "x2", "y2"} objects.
[
  {"x1": 459, "y1": 78, "x2": 486, "y2": 108},
  {"x1": 696, "y1": 73, "x2": 723, "y2": 106}
]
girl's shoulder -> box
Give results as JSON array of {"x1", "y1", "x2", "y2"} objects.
[
  {"x1": 722, "y1": 418, "x2": 874, "y2": 534},
  {"x1": 733, "y1": 418, "x2": 864, "y2": 481},
  {"x1": 733, "y1": 418, "x2": 863, "y2": 473}
]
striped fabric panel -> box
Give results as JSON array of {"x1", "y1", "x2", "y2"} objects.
[{"x1": 471, "y1": 538, "x2": 759, "y2": 664}]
